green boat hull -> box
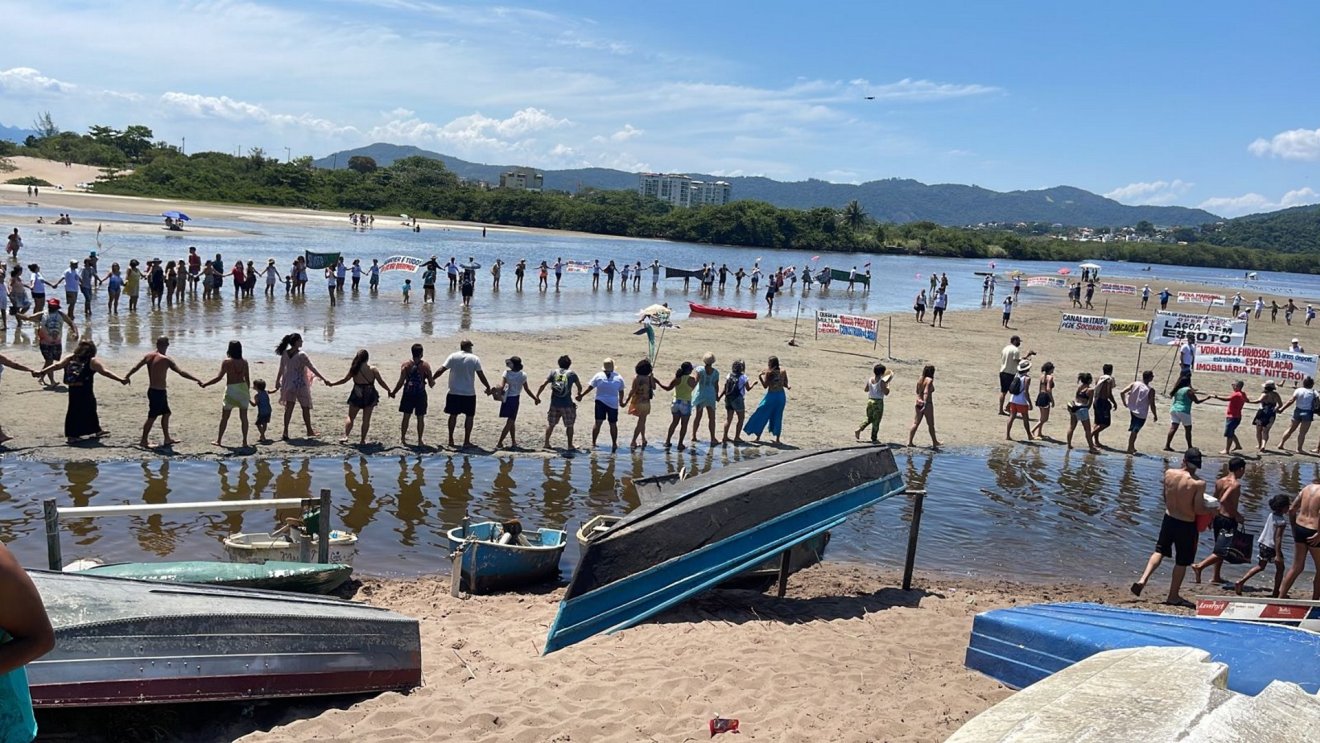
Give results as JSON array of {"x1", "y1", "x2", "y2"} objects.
[{"x1": 78, "y1": 560, "x2": 353, "y2": 594}]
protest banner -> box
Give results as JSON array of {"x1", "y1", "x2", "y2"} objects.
[
  {"x1": 1059, "y1": 313, "x2": 1108, "y2": 333},
  {"x1": 1100, "y1": 282, "x2": 1137, "y2": 295},
  {"x1": 380, "y1": 255, "x2": 423, "y2": 272},
  {"x1": 1176, "y1": 290, "x2": 1226, "y2": 306},
  {"x1": 1146, "y1": 311, "x2": 1247, "y2": 346},
  {"x1": 1106, "y1": 319, "x2": 1149, "y2": 338},
  {"x1": 303, "y1": 250, "x2": 341, "y2": 270},
  {"x1": 1193, "y1": 344, "x2": 1318, "y2": 383},
  {"x1": 816, "y1": 311, "x2": 879, "y2": 346},
  {"x1": 1026, "y1": 276, "x2": 1067, "y2": 288}
]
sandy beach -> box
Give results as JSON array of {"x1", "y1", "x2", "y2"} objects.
[{"x1": 4, "y1": 172, "x2": 1319, "y2": 742}]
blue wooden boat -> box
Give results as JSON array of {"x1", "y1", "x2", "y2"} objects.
[
  {"x1": 544, "y1": 447, "x2": 905, "y2": 654},
  {"x1": 966, "y1": 602, "x2": 1320, "y2": 696},
  {"x1": 446, "y1": 521, "x2": 567, "y2": 594},
  {"x1": 72, "y1": 560, "x2": 353, "y2": 594}
]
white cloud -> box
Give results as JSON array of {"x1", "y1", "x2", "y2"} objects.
[
  {"x1": 1198, "y1": 187, "x2": 1320, "y2": 217},
  {"x1": 1103, "y1": 179, "x2": 1194, "y2": 205},
  {"x1": 852, "y1": 77, "x2": 1001, "y2": 102},
  {"x1": 365, "y1": 107, "x2": 570, "y2": 156},
  {"x1": 160, "y1": 92, "x2": 357, "y2": 135},
  {"x1": 0, "y1": 67, "x2": 75, "y2": 95},
  {"x1": 1248, "y1": 128, "x2": 1320, "y2": 161}
]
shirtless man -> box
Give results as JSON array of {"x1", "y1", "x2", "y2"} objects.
[
  {"x1": 1131, "y1": 447, "x2": 1212, "y2": 605},
  {"x1": 1091, "y1": 364, "x2": 1118, "y2": 447},
  {"x1": 125, "y1": 336, "x2": 203, "y2": 448},
  {"x1": 1279, "y1": 482, "x2": 1320, "y2": 600},
  {"x1": 1191, "y1": 456, "x2": 1246, "y2": 585}
]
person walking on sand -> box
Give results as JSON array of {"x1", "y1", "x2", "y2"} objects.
[
  {"x1": 1279, "y1": 482, "x2": 1320, "y2": 600},
  {"x1": 538, "y1": 355, "x2": 583, "y2": 450},
  {"x1": 199, "y1": 340, "x2": 253, "y2": 449},
  {"x1": 24, "y1": 299, "x2": 75, "y2": 387},
  {"x1": 997, "y1": 336, "x2": 1036, "y2": 415},
  {"x1": 1001, "y1": 295, "x2": 1014, "y2": 328},
  {"x1": 931, "y1": 289, "x2": 948, "y2": 327},
  {"x1": 1277, "y1": 376, "x2": 1318, "y2": 452},
  {"x1": 327, "y1": 350, "x2": 391, "y2": 446},
  {"x1": 1233, "y1": 494, "x2": 1290, "y2": 597},
  {"x1": 1164, "y1": 373, "x2": 1208, "y2": 451},
  {"x1": 36, "y1": 341, "x2": 128, "y2": 443},
  {"x1": 1030, "y1": 362, "x2": 1056, "y2": 440},
  {"x1": 495, "y1": 356, "x2": 538, "y2": 449},
  {"x1": 1091, "y1": 364, "x2": 1118, "y2": 448},
  {"x1": 742, "y1": 356, "x2": 789, "y2": 445},
  {"x1": 907, "y1": 364, "x2": 940, "y2": 447},
  {"x1": 662, "y1": 361, "x2": 698, "y2": 450},
  {"x1": 625, "y1": 358, "x2": 660, "y2": 449},
  {"x1": 691, "y1": 353, "x2": 721, "y2": 446},
  {"x1": 1131, "y1": 447, "x2": 1212, "y2": 605},
  {"x1": 391, "y1": 343, "x2": 435, "y2": 447},
  {"x1": 1252, "y1": 381, "x2": 1283, "y2": 452},
  {"x1": 274, "y1": 333, "x2": 328, "y2": 440},
  {"x1": 1191, "y1": 456, "x2": 1247, "y2": 586},
  {"x1": 579, "y1": 358, "x2": 626, "y2": 451},
  {"x1": 433, "y1": 339, "x2": 492, "y2": 449},
  {"x1": 1005, "y1": 359, "x2": 1035, "y2": 441},
  {"x1": 1066, "y1": 371, "x2": 1099, "y2": 452},
  {"x1": 718, "y1": 359, "x2": 754, "y2": 445},
  {"x1": 855, "y1": 363, "x2": 891, "y2": 443},
  {"x1": 124, "y1": 336, "x2": 203, "y2": 449},
  {"x1": 1120, "y1": 370, "x2": 1159, "y2": 454},
  {"x1": 913, "y1": 289, "x2": 926, "y2": 322},
  {"x1": 1213, "y1": 380, "x2": 1249, "y2": 454}
]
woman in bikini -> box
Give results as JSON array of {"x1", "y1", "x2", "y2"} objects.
[
  {"x1": 274, "y1": 332, "x2": 328, "y2": 440},
  {"x1": 328, "y1": 349, "x2": 391, "y2": 446},
  {"x1": 1030, "y1": 361, "x2": 1056, "y2": 440},
  {"x1": 907, "y1": 364, "x2": 940, "y2": 448},
  {"x1": 624, "y1": 358, "x2": 659, "y2": 450},
  {"x1": 1066, "y1": 371, "x2": 1099, "y2": 452},
  {"x1": 200, "y1": 340, "x2": 252, "y2": 448},
  {"x1": 1253, "y1": 381, "x2": 1283, "y2": 452}
]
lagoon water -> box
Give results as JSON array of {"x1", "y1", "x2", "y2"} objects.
[
  {"x1": 5, "y1": 446, "x2": 1315, "y2": 584},
  {"x1": 3, "y1": 202, "x2": 1318, "y2": 359}
]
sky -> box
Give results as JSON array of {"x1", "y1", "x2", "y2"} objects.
[{"x1": 2, "y1": 1, "x2": 1318, "y2": 218}]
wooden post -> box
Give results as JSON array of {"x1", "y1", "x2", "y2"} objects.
[
  {"x1": 43, "y1": 499, "x2": 62, "y2": 571},
  {"x1": 885, "y1": 316, "x2": 891, "y2": 357},
  {"x1": 317, "y1": 488, "x2": 331, "y2": 564},
  {"x1": 902, "y1": 490, "x2": 927, "y2": 591},
  {"x1": 1134, "y1": 342, "x2": 1144, "y2": 380},
  {"x1": 776, "y1": 549, "x2": 792, "y2": 598}
]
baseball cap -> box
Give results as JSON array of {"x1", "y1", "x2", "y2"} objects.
[{"x1": 46, "y1": 298, "x2": 60, "y2": 309}]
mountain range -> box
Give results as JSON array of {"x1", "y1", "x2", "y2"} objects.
[
  {"x1": 314, "y1": 142, "x2": 1220, "y2": 227},
  {"x1": 0, "y1": 122, "x2": 37, "y2": 143}
]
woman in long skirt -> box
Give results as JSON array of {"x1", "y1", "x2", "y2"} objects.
[
  {"x1": 37, "y1": 341, "x2": 127, "y2": 443},
  {"x1": 744, "y1": 356, "x2": 789, "y2": 444}
]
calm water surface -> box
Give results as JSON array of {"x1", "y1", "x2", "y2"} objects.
[
  {"x1": 3, "y1": 202, "x2": 1318, "y2": 359},
  {"x1": 3, "y1": 447, "x2": 1315, "y2": 584}
]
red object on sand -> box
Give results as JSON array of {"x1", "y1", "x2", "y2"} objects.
[
  {"x1": 688, "y1": 302, "x2": 757, "y2": 320},
  {"x1": 709, "y1": 718, "x2": 740, "y2": 736}
]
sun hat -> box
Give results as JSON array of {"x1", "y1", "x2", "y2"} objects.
[{"x1": 1017, "y1": 360, "x2": 1032, "y2": 373}]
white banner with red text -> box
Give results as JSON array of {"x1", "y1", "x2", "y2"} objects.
[{"x1": 1192, "y1": 345, "x2": 1318, "y2": 383}]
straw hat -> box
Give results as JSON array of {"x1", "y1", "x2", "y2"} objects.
[{"x1": 1017, "y1": 360, "x2": 1032, "y2": 373}]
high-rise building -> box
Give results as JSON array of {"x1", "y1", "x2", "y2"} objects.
[
  {"x1": 639, "y1": 173, "x2": 731, "y2": 208},
  {"x1": 499, "y1": 167, "x2": 544, "y2": 192}
]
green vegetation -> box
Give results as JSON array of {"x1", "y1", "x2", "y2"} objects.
[
  {"x1": 12, "y1": 116, "x2": 1318, "y2": 274},
  {"x1": 1198, "y1": 204, "x2": 1320, "y2": 252},
  {"x1": 5, "y1": 177, "x2": 51, "y2": 186}
]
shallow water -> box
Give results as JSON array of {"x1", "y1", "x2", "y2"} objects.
[
  {"x1": 3, "y1": 446, "x2": 1314, "y2": 584},
  {"x1": 3, "y1": 202, "x2": 1316, "y2": 359}
]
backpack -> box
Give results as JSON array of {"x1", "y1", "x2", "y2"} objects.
[
  {"x1": 551, "y1": 370, "x2": 570, "y2": 396},
  {"x1": 1009, "y1": 375, "x2": 1023, "y2": 396},
  {"x1": 723, "y1": 374, "x2": 742, "y2": 399}
]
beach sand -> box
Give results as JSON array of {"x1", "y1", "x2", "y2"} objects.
[
  {"x1": 0, "y1": 274, "x2": 1314, "y2": 462},
  {"x1": 36, "y1": 562, "x2": 1146, "y2": 743}
]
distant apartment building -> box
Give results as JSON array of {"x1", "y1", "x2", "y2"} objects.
[
  {"x1": 499, "y1": 167, "x2": 544, "y2": 192},
  {"x1": 639, "y1": 173, "x2": 731, "y2": 208}
]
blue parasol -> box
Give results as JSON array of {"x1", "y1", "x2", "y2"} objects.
[{"x1": 161, "y1": 211, "x2": 191, "y2": 221}]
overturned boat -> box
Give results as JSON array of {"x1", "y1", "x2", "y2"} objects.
[
  {"x1": 544, "y1": 447, "x2": 905, "y2": 654},
  {"x1": 28, "y1": 569, "x2": 422, "y2": 707},
  {"x1": 68, "y1": 560, "x2": 353, "y2": 595}
]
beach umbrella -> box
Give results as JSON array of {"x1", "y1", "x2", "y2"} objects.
[
  {"x1": 1057, "y1": 267, "x2": 1071, "y2": 275},
  {"x1": 637, "y1": 303, "x2": 671, "y2": 319},
  {"x1": 1079, "y1": 262, "x2": 1101, "y2": 270},
  {"x1": 161, "y1": 210, "x2": 190, "y2": 221}
]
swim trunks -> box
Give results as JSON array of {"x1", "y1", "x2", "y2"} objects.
[
  {"x1": 1155, "y1": 513, "x2": 1198, "y2": 566},
  {"x1": 1224, "y1": 417, "x2": 1242, "y2": 438},
  {"x1": 547, "y1": 404, "x2": 576, "y2": 427},
  {"x1": 1129, "y1": 414, "x2": 1147, "y2": 433},
  {"x1": 147, "y1": 388, "x2": 171, "y2": 417},
  {"x1": 999, "y1": 372, "x2": 1014, "y2": 394},
  {"x1": 399, "y1": 390, "x2": 428, "y2": 417},
  {"x1": 1093, "y1": 399, "x2": 1112, "y2": 426},
  {"x1": 224, "y1": 382, "x2": 250, "y2": 410},
  {"x1": 1294, "y1": 524, "x2": 1318, "y2": 545},
  {"x1": 594, "y1": 400, "x2": 618, "y2": 423},
  {"x1": 444, "y1": 393, "x2": 476, "y2": 417},
  {"x1": 40, "y1": 343, "x2": 61, "y2": 364},
  {"x1": 1008, "y1": 402, "x2": 1029, "y2": 415}
]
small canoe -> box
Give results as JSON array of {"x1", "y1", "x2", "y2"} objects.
[
  {"x1": 576, "y1": 514, "x2": 830, "y2": 591},
  {"x1": 224, "y1": 530, "x2": 359, "y2": 566},
  {"x1": 447, "y1": 521, "x2": 567, "y2": 594},
  {"x1": 688, "y1": 302, "x2": 757, "y2": 319},
  {"x1": 71, "y1": 560, "x2": 353, "y2": 595}
]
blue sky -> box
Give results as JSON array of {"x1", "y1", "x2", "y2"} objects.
[{"x1": 2, "y1": 0, "x2": 1317, "y2": 217}]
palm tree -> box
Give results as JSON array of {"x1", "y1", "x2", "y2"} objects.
[{"x1": 841, "y1": 200, "x2": 867, "y2": 231}]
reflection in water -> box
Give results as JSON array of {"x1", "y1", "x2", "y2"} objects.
[{"x1": 2, "y1": 447, "x2": 1318, "y2": 582}]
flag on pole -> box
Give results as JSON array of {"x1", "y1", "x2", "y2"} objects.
[{"x1": 303, "y1": 250, "x2": 341, "y2": 270}]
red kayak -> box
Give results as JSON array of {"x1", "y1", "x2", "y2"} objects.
[{"x1": 688, "y1": 302, "x2": 757, "y2": 319}]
